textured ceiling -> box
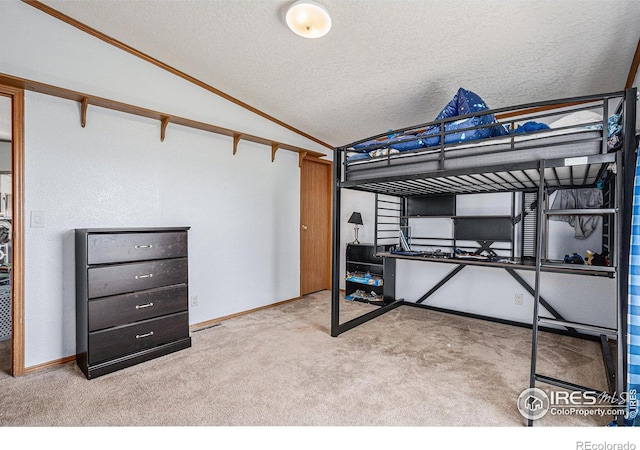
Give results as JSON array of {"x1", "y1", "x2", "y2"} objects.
[{"x1": 33, "y1": 0, "x2": 640, "y2": 148}]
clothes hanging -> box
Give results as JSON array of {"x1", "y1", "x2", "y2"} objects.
[{"x1": 549, "y1": 188, "x2": 603, "y2": 239}]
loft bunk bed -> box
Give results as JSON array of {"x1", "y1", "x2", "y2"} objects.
[{"x1": 330, "y1": 87, "x2": 638, "y2": 426}]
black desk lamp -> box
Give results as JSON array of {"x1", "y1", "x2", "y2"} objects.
[{"x1": 348, "y1": 212, "x2": 363, "y2": 244}]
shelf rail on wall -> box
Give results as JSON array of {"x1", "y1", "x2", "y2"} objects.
[{"x1": 0, "y1": 73, "x2": 326, "y2": 165}]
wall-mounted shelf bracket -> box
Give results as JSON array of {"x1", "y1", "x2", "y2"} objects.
[
  {"x1": 80, "y1": 97, "x2": 89, "y2": 128},
  {"x1": 0, "y1": 73, "x2": 328, "y2": 161},
  {"x1": 160, "y1": 117, "x2": 170, "y2": 142},
  {"x1": 299, "y1": 151, "x2": 308, "y2": 168},
  {"x1": 233, "y1": 133, "x2": 242, "y2": 155}
]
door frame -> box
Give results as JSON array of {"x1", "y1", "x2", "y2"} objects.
[
  {"x1": 300, "y1": 155, "x2": 332, "y2": 295},
  {"x1": 0, "y1": 85, "x2": 25, "y2": 376}
]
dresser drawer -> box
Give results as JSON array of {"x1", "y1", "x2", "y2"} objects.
[
  {"x1": 88, "y1": 285, "x2": 188, "y2": 332},
  {"x1": 88, "y1": 312, "x2": 189, "y2": 365},
  {"x1": 87, "y1": 231, "x2": 187, "y2": 265},
  {"x1": 87, "y1": 258, "x2": 188, "y2": 299}
]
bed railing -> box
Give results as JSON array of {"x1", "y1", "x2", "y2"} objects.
[{"x1": 338, "y1": 90, "x2": 626, "y2": 185}]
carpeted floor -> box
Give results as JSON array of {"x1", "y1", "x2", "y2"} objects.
[{"x1": 0, "y1": 291, "x2": 614, "y2": 427}]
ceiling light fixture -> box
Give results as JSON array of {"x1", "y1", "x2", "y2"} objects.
[{"x1": 285, "y1": 1, "x2": 332, "y2": 39}]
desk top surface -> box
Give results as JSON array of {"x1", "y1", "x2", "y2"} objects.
[{"x1": 377, "y1": 252, "x2": 614, "y2": 277}]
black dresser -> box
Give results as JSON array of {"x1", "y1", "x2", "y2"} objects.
[{"x1": 75, "y1": 227, "x2": 191, "y2": 379}]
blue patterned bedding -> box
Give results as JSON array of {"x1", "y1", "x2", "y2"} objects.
[
  {"x1": 349, "y1": 88, "x2": 509, "y2": 159},
  {"x1": 346, "y1": 88, "x2": 622, "y2": 163}
]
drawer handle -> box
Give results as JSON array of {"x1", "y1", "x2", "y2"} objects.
[
  {"x1": 135, "y1": 302, "x2": 154, "y2": 309},
  {"x1": 135, "y1": 273, "x2": 153, "y2": 279},
  {"x1": 136, "y1": 331, "x2": 154, "y2": 339},
  {"x1": 135, "y1": 244, "x2": 153, "y2": 249}
]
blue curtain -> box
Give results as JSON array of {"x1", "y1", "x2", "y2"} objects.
[{"x1": 626, "y1": 146, "x2": 640, "y2": 425}]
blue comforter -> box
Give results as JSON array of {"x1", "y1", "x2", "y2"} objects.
[{"x1": 353, "y1": 88, "x2": 509, "y2": 153}]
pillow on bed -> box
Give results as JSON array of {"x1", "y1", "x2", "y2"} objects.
[
  {"x1": 513, "y1": 121, "x2": 551, "y2": 134},
  {"x1": 369, "y1": 148, "x2": 400, "y2": 158},
  {"x1": 352, "y1": 88, "x2": 507, "y2": 153},
  {"x1": 347, "y1": 152, "x2": 372, "y2": 161},
  {"x1": 548, "y1": 110, "x2": 602, "y2": 129}
]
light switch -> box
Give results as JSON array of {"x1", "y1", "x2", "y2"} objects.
[{"x1": 30, "y1": 210, "x2": 45, "y2": 228}]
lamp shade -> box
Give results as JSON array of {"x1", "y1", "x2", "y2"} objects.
[
  {"x1": 348, "y1": 212, "x2": 363, "y2": 225},
  {"x1": 285, "y1": 1, "x2": 332, "y2": 38}
]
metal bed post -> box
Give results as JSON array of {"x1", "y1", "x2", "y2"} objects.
[
  {"x1": 330, "y1": 146, "x2": 343, "y2": 337},
  {"x1": 602, "y1": 97, "x2": 609, "y2": 155},
  {"x1": 511, "y1": 192, "x2": 516, "y2": 259},
  {"x1": 374, "y1": 193, "x2": 379, "y2": 249},
  {"x1": 616, "y1": 86, "x2": 637, "y2": 423},
  {"x1": 528, "y1": 158, "x2": 546, "y2": 427},
  {"x1": 614, "y1": 134, "x2": 625, "y2": 425}
]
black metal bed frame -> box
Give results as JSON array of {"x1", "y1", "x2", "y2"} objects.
[{"x1": 330, "y1": 88, "x2": 637, "y2": 426}]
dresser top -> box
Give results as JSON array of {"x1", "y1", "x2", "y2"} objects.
[{"x1": 76, "y1": 227, "x2": 190, "y2": 233}]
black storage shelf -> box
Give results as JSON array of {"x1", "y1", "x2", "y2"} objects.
[{"x1": 345, "y1": 243, "x2": 394, "y2": 306}]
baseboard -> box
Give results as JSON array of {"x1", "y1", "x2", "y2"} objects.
[
  {"x1": 24, "y1": 354, "x2": 76, "y2": 375},
  {"x1": 189, "y1": 295, "x2": 303, "y2": 332}
]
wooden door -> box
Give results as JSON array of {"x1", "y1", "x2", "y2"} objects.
[
  {"x1": 300, "y1": 157, "x2": 331, "y2": 295},
  {"x1": 0, "y1": 85, "x2": 24, "y2": 376}
]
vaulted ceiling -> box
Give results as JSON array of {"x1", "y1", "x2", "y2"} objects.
[{"x1": 31, "y1": 0, "x2": 640, "y2": 149}]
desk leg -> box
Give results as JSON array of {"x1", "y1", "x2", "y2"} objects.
[
  {"x1": 383, "y1": 257, "x2": 396, "y2": 304},
  {"x1": 415, "y1": 264, "x2": 466, "y2": 304}
]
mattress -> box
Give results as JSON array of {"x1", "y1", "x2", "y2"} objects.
[{"x1": 345, "y1": 128, "x2": 605, "y2": 183}]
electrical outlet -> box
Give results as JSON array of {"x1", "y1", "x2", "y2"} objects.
[
  {"x1": 515, "y1": 293, "x2": 523, "y2": 305},
  {"x1": 30, "y1": 210, "x2": 46, "y2": 228},
  {"x1": 191, "y1": 295, "x2": 198, "y2": 307}
]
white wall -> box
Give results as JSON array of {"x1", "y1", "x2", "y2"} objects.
[
  {"x1": 1, "y1": 1, "x2": 328, "y2": 367},
  {"x1": 24, "y1": 93, "x2": 302, "y2": 364}
]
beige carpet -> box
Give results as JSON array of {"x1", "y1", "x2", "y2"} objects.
[{"x1": 0, "y1": 291, "x2": 613, "y2": 427}]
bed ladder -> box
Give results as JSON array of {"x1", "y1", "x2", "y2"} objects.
[{"x1": 526, "y1": 157, "x2": 626, "y2": 426}]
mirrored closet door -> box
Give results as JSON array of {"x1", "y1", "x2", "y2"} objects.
[{"x1": 0, "y1": 95, "x2": 12, "y2": 377}]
